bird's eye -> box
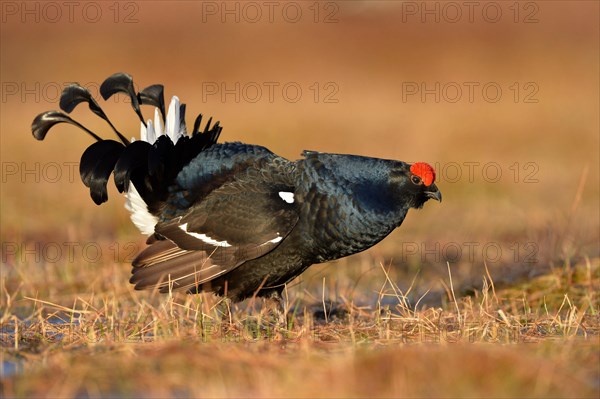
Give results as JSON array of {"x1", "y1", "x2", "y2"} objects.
[{"x1": 411, "y1": 175, "x2": 422, "y2": 185}]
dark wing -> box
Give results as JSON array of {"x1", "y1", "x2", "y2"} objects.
[{"x1": 130, "y1": 161, "x2": 299, "y2": 293}]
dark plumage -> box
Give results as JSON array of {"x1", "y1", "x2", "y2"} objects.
[{"x1": 32, "y1": 73, "x2": 441, "y2": 302}]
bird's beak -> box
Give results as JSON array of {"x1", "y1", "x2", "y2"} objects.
[{"x1": 425, "y1": 185, "x2": 442, "y2": 202}]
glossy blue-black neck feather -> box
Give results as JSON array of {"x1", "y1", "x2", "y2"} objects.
[{"x1": 295, "y1": 154, "x2": 407, "y2": 262}]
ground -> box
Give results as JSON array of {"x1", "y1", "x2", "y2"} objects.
[
  {"x1": 1, "y1": 2, "x2": 599, "y2": 398},
  {"x1": 1, "y1": 252, "x2": 599, "y2": 397}
]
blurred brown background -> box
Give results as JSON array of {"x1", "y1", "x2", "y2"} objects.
[{"x1": 1, "y1": 1, "x2": 598, "y2": 296}]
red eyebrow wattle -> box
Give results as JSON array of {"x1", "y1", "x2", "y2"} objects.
[{"x1": 410, "y1": 162, "x2": 435, "y2": 186}]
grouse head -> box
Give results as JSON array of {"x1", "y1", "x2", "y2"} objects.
[{"x1": 390, "y1": 161, "x2": 441, "y2": 209}]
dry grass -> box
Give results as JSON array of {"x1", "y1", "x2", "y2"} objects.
[
  {"x1": 1, "y1": 1, "x2": 599, "y2": 398},
  {"x1": 1, "y1": 247, "x2": 599, "y2": 397}
]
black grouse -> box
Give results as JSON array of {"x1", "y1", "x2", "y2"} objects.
[{"x1": 32, "y1": 73, "x2": 442, "y2": 302}]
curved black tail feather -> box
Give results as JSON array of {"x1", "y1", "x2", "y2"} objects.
[
  {"x1": 31, "y1": 73, "x2": 223, "y2": 211},
  {"x1": 80, "y1": 140, "x2": 126, "y2": 204},
  {"x1": 60, "y1": 83, "x2": 130, "y2": 145},
  {"x1": 32, "y1": 110, "x2": 103, "y2": 142}
]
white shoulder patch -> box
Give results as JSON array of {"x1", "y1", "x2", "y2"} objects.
[
  {"x1": 125, "y1": 184, "x2": 158, "y2": 235},
  {"x1": 178, "y1": 223, "x2": 232, "y2": 247},
  {"x1": 268, "y1": 236, "x2": 283, "y2": 244},
  {"x1": 278, "y1": 191, "x2": 294, "y2": 204}
]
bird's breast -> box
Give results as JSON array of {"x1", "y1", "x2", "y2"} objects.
[{"x1": 295, "y1": 185, "x2": 405, "y2": 263}]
